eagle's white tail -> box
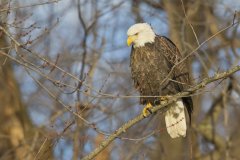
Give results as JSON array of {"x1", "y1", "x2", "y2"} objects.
[{"x1": 165, "y1": 100, "x2": 187, "y2": 138}]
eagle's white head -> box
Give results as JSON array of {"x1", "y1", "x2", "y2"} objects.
[{"x1": 127, "y1": 23, "x2": 156, "y2": 47}]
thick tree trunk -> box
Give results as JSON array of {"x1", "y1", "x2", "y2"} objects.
[
  {"x1": 0, "y1": 30, "x2": 33, "y2": 159},
  {"x1": 150, "y1": 1, "x2": 209, "y2": 159},
  {"x1": 0, "y1": 3, "x2": 53, "y2": 159}
]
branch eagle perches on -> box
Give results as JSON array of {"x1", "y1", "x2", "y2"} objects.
[{"x1": 82, "y1": 65, "x2": 240, "y2": 160}]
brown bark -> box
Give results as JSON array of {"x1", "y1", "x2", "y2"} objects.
[
  {"x1": 0, "y1": 2, "x2": 53, "y2": 159},
  {"x1": 0, "y1": 27, "x2": 33, "y2": 159}
]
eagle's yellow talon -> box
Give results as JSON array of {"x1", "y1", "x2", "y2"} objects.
[
  {"x1": 160, "y1": 96, "x2": 171, "y2": 103},
  {"x1": 142, "y1": 103, "x2": 153, "y2": 117}
]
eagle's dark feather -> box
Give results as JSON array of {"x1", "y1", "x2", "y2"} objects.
[{"x1": 130, "y1": 35, "x2": 193, "y2": 120}]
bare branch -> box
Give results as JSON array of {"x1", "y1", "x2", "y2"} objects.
[{"x1": 82, "y1": 65, "x2": 240, "y2": 160}]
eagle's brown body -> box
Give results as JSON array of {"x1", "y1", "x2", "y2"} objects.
[{"x1": 130, "y1": 35, "x2": 193, "y2": 118}]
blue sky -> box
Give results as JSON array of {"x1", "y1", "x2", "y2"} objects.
[{"x1": 10, "y1": 0, "x2": 240, "y2": 159}]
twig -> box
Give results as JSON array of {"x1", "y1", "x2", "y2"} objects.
[
  {"x1": 76, "y1": 0, "x2": 88, "y2": 100},
  {"x1": 82, "y1": 65, "x2": 240, "y2": 160},
  {"x1": 180, "y1": 0, "x2": 200, "y2": 45},
  {"x1": 34, "y1": 137, "x2": 48, "y2": 160},
  {"x1": 159, "y1": 19, "x2": 240, "y2": 86},
  {"x1": 0, "y1": 0, "x2": 60, "y2": 13}
]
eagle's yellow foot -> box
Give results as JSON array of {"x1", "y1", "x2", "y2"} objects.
[
  {"x1": 160, "y1": 96, "x2": 171, "y2": 103},
  {"x1": 142, "y1": 103, "x2": 153, "y2": 117}
]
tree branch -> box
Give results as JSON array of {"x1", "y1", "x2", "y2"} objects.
[{"x1": 82, "y1": 65, "x2": 240, "y2": 160}]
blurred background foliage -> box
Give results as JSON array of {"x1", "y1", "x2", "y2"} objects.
[{"x1": 0, "y1": 0, "x2": 240, "y2": 159}]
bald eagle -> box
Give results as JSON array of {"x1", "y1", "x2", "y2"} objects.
[{"x1": 127, "y1": 23, "x2": 193, "y2": 138}]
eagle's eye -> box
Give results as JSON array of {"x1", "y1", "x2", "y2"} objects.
[{"x1": 134, "y1": 32, "x2": 139, "y2": 36}]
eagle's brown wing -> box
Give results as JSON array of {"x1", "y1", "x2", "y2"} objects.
[{"x1": 156, "y1": 36, "x2": 193, "y2": 120}]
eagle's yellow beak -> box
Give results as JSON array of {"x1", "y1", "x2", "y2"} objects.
[{"x1": 127, "y1": 35, "x2": 137, "y2": 46}]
